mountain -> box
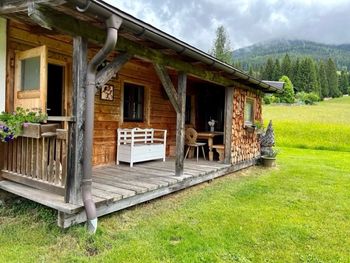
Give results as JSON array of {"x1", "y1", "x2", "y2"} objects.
[{"x1": 233, "y1": 39, "x2": 350, "y2": 71}]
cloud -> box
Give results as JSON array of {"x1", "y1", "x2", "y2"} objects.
[{"x1": 105, "y1": 0, "x2": 350, "y2": 50}]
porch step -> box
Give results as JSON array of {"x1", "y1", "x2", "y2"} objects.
[{"x1": 0, "y1": 180, "x2": 83, "y2": 214}]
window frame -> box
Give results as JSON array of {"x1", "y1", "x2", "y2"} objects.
[
  {"x1": 244, "y1": 97, "x2": 255, "y2": 126},
  {"x1": 120, "y1": 79, "x2": 150, "y2": 125}
]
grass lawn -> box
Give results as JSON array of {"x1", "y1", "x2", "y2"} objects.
[
  {"x1": 263, "y1": 96, "x2": 350, "y2": 152},
  {"x1": 1, "y1": 147, "x2": 350, "y2": 262}
]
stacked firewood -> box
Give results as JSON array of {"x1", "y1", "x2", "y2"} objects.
[{"x1": 231, "y1": 89, "x2": 262, "y2": 164}]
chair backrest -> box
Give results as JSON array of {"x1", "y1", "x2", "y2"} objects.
[{"x1": 185, "y1": 128, "x2": 197, "y2": 145}]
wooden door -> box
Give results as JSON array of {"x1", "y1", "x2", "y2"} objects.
[{"x1": 14, "y1": 45, "x2": 48, "y2": 112}]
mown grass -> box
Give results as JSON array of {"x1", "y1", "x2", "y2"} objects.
[
  {"x1": 263, "y1": 96, "x2": 350, "y2": 152},
  {"x1": 1, "y1": 148, "x2": 350, "y2": 262}
]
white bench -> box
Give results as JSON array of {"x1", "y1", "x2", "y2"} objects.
[{"x1": 116, "y1": 128, "x2": 167, "y2": 167}]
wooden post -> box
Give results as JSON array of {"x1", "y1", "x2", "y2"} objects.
[
  {"x1": 175, "y1": 72, "x2": 187, "y2": 176},
  {"x1": 224, "y1": 87, "x2": 234, "y2": 164},
  {"x1": 66, "y1": 36, "x2": 87, "y2": 204}
]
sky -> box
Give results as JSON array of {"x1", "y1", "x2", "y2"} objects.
[{"x1": 104, "y1": 0, "x2": 350, "y2": 52}]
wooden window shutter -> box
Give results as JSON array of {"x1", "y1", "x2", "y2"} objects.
[{"x1": 14, "y1": 45, "x2": 48, "y2": 112}]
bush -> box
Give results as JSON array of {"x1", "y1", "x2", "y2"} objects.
[
  {"x1": 263, "y1": 95, "x2": 281, "y2": 104},
  {"x1": 263, "y1": 95, "x2": 272, "y2": 104},
  {"x1": 296, "y1": 92, "x2": 320, "y2": 105},
  {"x1": 278, "y1": 76, "x2": 295, "y2": 103},
  {"x1": 348, "y1": 87, "x2": 350, "y2": 95}
]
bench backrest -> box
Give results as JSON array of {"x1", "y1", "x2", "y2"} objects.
[{"x1": 117, "y1": 128, "x2": 166, "y2": 146}]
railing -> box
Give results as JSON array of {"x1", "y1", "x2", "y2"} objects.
[{"x1": 1, "y1": 125, "x2": 68, "y2": 196}]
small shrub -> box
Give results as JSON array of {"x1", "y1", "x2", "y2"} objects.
[
  {"x1": 296, "y1": 92, "x2": 320, "y2": 105},
  {"x1": 263, "y1": 95, "x2": 272, "y2": 104}
]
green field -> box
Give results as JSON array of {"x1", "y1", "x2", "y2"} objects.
[
  {"x1": 263, "y1": 96, "x2": 350, "y2": 152},
  {"x1": 1, "y1": 97, "x2": 350, "y2": 262}
]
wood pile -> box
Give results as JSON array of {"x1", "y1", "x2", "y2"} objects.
[{"x1": 231, "y1": 88, "x2": 262, "y2": 164}]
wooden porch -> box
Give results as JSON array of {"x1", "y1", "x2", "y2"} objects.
[{"x1": 0, "y1": 158, "x2": 256, "y2": 228}]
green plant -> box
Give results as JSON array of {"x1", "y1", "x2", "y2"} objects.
[
  {"x1": 296, "y1": 92, "x2": 320, "y2": 105},
  {"x1": 0, "y1": 107, "x2": 47, "y2": 142},
  {"x1": 278, "y1": 75, "x2": 295, "y2": 103}
]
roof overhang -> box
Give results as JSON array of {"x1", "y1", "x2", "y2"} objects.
[{"x1": 0, "y1": 0, "x2": 283, "y2": 93}]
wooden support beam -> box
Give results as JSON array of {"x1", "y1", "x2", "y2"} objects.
[
  {"x1": 28, "y1": 6, "x2": 242, "y2": 88},
  {"x1": 153, "y1": 63, "x2": 180, "y2": 113},
  {"x1": 96, "y1": 52, "x2": 133, "y2": 88},
  {"x1": 66, "y1": 36, "x2": 87, "y2": 205},
  {"x1": 175, "y1": 72, "x2": 187, "y2": 176},
  {"x1": 224, "y1": 87, "x2": 234, "y2": 164}
]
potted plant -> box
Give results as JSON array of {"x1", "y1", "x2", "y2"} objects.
[
  {"x1": 261, "y1": 148, "x2": 278, "y2": 167},
  {"x1": 254, "y1": 120, "x2": 265, "y2": 135},
  {"x1": 0, "y1": 107, "x2": 47, "y2": 142}
]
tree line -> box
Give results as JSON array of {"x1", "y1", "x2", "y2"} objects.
[
  {"x1": 209, "y1": 26, "x2": 350, "y2": 102},
  {"x1": 252, "y1": 54, "x2": 350, "y2": 99}
]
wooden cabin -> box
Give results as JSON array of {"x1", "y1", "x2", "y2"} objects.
[{"x1": 0, "y1": 0, "x2": 281, "y2": 230}]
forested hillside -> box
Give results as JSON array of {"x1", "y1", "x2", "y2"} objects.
[{"x1": 234, "y1": 39, "x2": 350, "y2": 71}]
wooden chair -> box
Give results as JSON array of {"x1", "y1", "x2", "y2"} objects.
[{"x1": 184, "y1": 128, "x2": 206, "y2": 162}]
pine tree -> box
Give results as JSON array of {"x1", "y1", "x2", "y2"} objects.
[
  {"x1": 339, "y1": 71, "x2": 349, "y2": 94},
  {"x1": 210, "y1": 26, "x2": 233, "y2": 65},
  {"x1": 291, "y1": 58, "x2": 302, "y2": 91},
  {"x1": 326, "y1": 58, "x2": 341, "y2": 97},
  {"x1": 298, "y1": 58, "x2": 319, "y2": 93},
  {"x1": 262, "y1": 58, "x2": 274, "y2": 80},
  {"x1": 318, "y1": 62, "x2": 329, "y2": 98},
  {"x1": 273, "y1": 59, "x2": 281, "y2": 80},
  {"x1": 281, "y1": 54, "x2": 292, "y2": 78}
]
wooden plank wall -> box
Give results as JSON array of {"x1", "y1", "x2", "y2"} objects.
[
  {"x1": 93, "y1": 64, "x2": 177, "y2": 166},
  {"x1": 7, "y1": 20, "x2": 178, "y2": 167},
  {"x1": 231, "y1": 88, "x2": 262, "y2": 164}
]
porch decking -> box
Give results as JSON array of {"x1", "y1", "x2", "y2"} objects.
[{"x1": 0, "y1": 158, "x2": 258, "y2": 228}]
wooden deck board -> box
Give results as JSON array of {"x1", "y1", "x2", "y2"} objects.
[{"x1": 1, "y1": 158, "x2": 245, "y2": 229}]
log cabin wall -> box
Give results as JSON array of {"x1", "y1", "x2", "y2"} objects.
[
  {"x1": 93, "y1": 63, "x2": 177, "y2": 166},
  {"x1": 6, "y1": 20, "x2": 265, "y2": 167},
  {"x1": 6, "y1": 20, "x2": 178, "y2": 166},
  {"x1": 231, "y1": 88, "x2": 262, "y2": 164},
  {"x1": 6, "y1": 20, "x2": 73, "y2": 115}
]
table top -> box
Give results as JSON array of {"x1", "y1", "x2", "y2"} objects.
[{"x1": 197, "y1": 131, "x2": 224, "y2": 138}]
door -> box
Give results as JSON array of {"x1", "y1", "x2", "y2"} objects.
[{"x1": 14, "y1": 45, "x2": 48, "y2": 112}]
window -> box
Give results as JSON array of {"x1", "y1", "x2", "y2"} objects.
[
  {"x1": 123, "y1": 83, "x2": 144, "y2": 122},
  {"x1": 244, "y1": 98, "x2": 255, "y2": 125},
  {"x1": 14, "y1": 45, "x2": 48, "y2": 112},
  {"x1": 21, "y1": 57, "x2": 40, "y2": 91}
]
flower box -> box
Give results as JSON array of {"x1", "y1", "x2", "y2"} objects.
[{"x1": 21, "y1": 123, "x2": 59, "y2": 139}]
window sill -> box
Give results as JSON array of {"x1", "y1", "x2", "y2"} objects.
[{"x1": 244, "y1": 124, "x2": 256, "y2": 133}]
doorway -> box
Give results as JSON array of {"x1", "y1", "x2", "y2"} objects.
[
  {"x1": 47, "y1": 63, "x2": 64, "y2": 116},
  {"x1": 196, "y1": 86, "x2": 225, "y2": 132}
]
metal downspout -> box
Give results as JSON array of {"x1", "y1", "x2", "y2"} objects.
[{"x1": 80, "y1": 11, "x2": 122, "y2": 233}]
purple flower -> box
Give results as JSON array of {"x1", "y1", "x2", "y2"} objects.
[
  {"x1": 0, "y1": 125, "x2": 3, "y2": 129},
  {"x1": 3, "y1": 126, "x2": 9, "y2": 132},
  {"x1": 23, "y1": 122, "x2": 29, "y2": 128}
]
